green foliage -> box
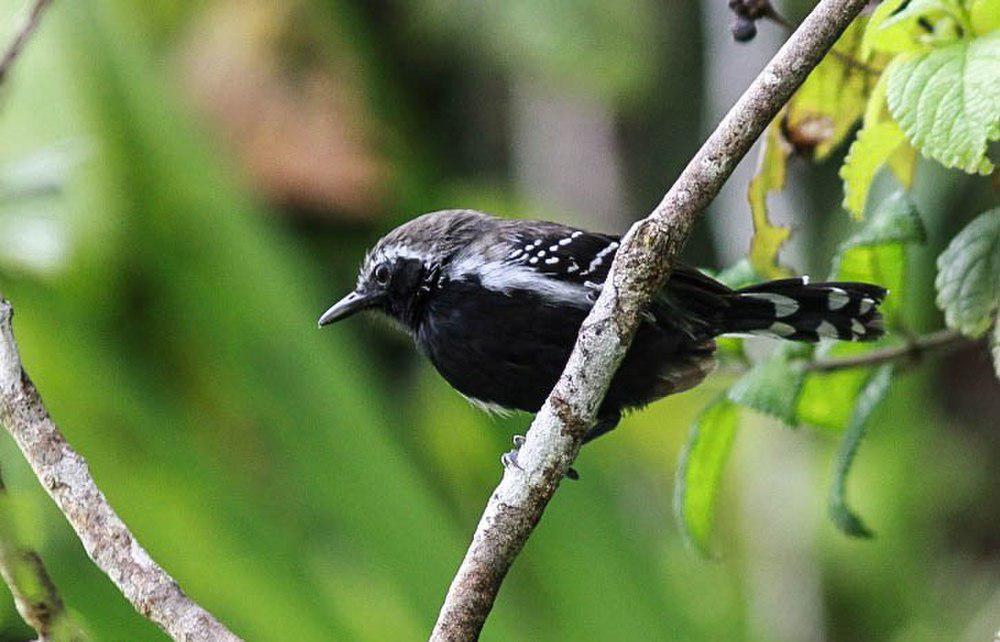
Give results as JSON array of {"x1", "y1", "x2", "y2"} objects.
[
  {"x1": 935, "y1": 208, "x2": 1000, "y2": 337},
  {"x1": 886, "y1": 32, "x2": 1000, "y2": 174},
  {"x1": 828, "y1": 365, "x2": 894, "y2": 539},
  {"x1": 726, "y1": 344, "x2": 807, "y2": 427},
  {"x1": 677, "y1": 193, "x2": 927, "y2": 545},
  {"x1": 673, "y1": 399, "x2": 740, "y2": 556},
  {"x1": 833, "y1": 191, "x2": 927, "y2": 324}
]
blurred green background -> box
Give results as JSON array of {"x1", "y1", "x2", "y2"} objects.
[{"x1": 0, "y1": 1, "x2": 997, "y2": 640}]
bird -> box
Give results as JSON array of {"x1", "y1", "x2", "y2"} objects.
[{"x1": 318, "y1": 209, "x2": 886, "y2": 472}]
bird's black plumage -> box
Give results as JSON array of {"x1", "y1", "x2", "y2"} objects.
[{"x1": 319, "y1": 210, "x2": 886, "y2": 446}]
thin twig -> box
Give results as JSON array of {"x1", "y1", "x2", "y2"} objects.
[
  {"x1": 0, "y1": 0, "x2": 53, "y2": 86},
  {"x1": 805, "y1": 328, "x2": 972, "y2": 372},
  {"x1": 0, "y1": 299, "x2": 243, "y2": 642},
  {"x1": 430, "y1": 1, "x2": 872, "y2": 639},
  {"x1": 0, "y1": 471, "x2": 84, "y2": 641}
]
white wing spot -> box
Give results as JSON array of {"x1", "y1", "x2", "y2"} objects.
[
  {"x1": 851, "y1": 319, "x2": 866, "y2": 336},
  {"x1": 567, "y1": 264, "x2": 579, "y2": 273},
  {"x1": 828, "y1": 287, "x2": 850, "y2": 310},
  {"x1": 545, "y1": 257, "x2": 559, "y2": 265},
  {"x1": 582, "y1": 241, "x2": 619, "y2": 275},
  {"x1": 509, "y1": 249, "x2": 523, "y2": 259},
  {"x1": 537, "y1": 250, "x2": 546, "y2": 257},
  {"x1": 859, "y1": 297, "x2": 875, "y2": 315},
  {"x1": 571, "y1": 231, "x2": 583, "y2": 238},
  {"x1": 548, "y1": 244, "x2": 559, "y2": 252},
  {"x1": 529, "y1": 257, "x2": 539, "y2": 264},
  {"x1": 559, "y1": 237, "x2": 573, "y2": 246}
]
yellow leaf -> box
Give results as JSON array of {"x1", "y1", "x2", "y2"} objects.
[
  {"x1": 840, "y1": 120, "x2": 908, "y2": 218},
  {"x1": 747, "y1": 122, "x2": 793, "y2": 278},
  {"x1": 785, "y1": 18, "x2": 877, "y2": 159}
]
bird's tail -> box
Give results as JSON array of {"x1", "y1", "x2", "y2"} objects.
[{"x1": 718, "y1": 277, "x2": 887, "y2": 342}]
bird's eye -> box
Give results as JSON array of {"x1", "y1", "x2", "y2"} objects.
[{"x1": 373, "y1": 263, "x2": 391, "y2": 285}]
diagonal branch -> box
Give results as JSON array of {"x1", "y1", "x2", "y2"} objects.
[
  {"x1": 0, "y1": 299, "x2": 243, "y2": 642},
  {"x1": 430, "y1": 1, "x2": 872, "y2": 639}
]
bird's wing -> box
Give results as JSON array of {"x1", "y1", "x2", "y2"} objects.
[{"x1": 502, "y1": 223, "x2": 621, "y2": 286}]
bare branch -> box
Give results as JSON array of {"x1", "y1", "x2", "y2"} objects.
[
  {"x1": 430, "y1": 1, "x2": 872, "y2": 639},
  {"x1": 0, "y1": 0, "x2": 53, "y2": 86},
  {"x1": 0, "y1": 299, "x2": 243, "y2": 642},
  {"x1": 805, "y1": 328, "x2": 973, "y2": 372}
]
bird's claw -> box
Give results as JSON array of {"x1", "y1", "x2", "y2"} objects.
[
  {"x1": 501, "y1": 434, "x2": 579, "y2": 480},
  {"x1": 500, "y1": 449, "x2": 523, "y2": 472}
]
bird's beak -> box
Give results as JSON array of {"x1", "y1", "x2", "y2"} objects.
[{"x1": 318, "y1": 290, "x2": 381, "y2": 327}]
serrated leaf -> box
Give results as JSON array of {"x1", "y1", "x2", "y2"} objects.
[
  {"x1": 727, "y1": 344, "x2": 806, "y2": 426},
  {"x1": 837, "y1": 190, "x2": 927, "y2": 249},
  {"x1": 828, "y1": 365, "x2": 894, "y2": 539},
  {"x1": 971, "y1": 0, "x2": 1000, "y2": 35},
  {"x1": 786, "y1": 19, "x2": 875, "y2": 159},
  {"x1": 935, "y1": 207, "x2": 1000, "y2": 337},
  {"x1": 747, "y1": 122, "x2": 793, "y2": 279},
  {"x1": 833, "y1": 191, "x2": 926, "y2": 325},
  {"x1": 841, "y1": 120, "x2": 909, "y2": 218},
  {"x1": 673, "y1": 398, "x2": 740, "y2": 557},
  {"x1": 886, "y1": 33, "x2": 1000, "y2": 174}
]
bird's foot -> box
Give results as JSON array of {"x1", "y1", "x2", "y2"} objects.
[{"x1": 501, "y1": 434, "x2": 579, "y2": 480}]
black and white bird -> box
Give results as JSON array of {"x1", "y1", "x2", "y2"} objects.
[{"x1": 319, "y1": 210, "x2": 886, "y2": 467}]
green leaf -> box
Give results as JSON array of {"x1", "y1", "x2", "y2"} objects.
[
  {"x1": 797, "y1": 343, "x2": 880, "y2": 432},
  {"x1": 863, "y1": 0, "x2": 913, "y2": 55},
  {"x1": 935, "y1": 207, "x2": 1000, "y2": 337},
  {"x1": 886, "y1": 32, "x2": 1000, "y2": 174},
  {"x1": 673, "y1": 398, "x2": 740, "y2": 556},
  {"x1": 970, "y1": 0, "x2": 1000, "y2": 35},
  {"x1": 715, "y1": 258, "x2": 762, "y2": 290},
  {"x1": 785, "y1": 19, "x2": 874, "y2": 159},
  {"x1": 880, "y1": 0, "x2": 957, "y2": 31},
  {"x1": 840, "y1": 120, "x2": 909, "y2": 218},
  {"x1": 746, "y1": 122, "x2": 793, "y2": 279},
  {"x1": 727, "y1": 344, "x2": 807, "y2": 426},
  {"x1": 833, "y1": 191, "x2": 926, "y2": 325},
  {"x1": 828, "y1": 365, "x2": 894, "y2": 539}
]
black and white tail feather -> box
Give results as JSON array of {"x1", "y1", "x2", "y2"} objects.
[{"x1": 714, "y1": 277, "x2": 886, "y2": 342}]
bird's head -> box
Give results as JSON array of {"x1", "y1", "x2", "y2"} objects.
[{"x1": 318, "y1": 209, "x2": 494, "y2": 330}]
